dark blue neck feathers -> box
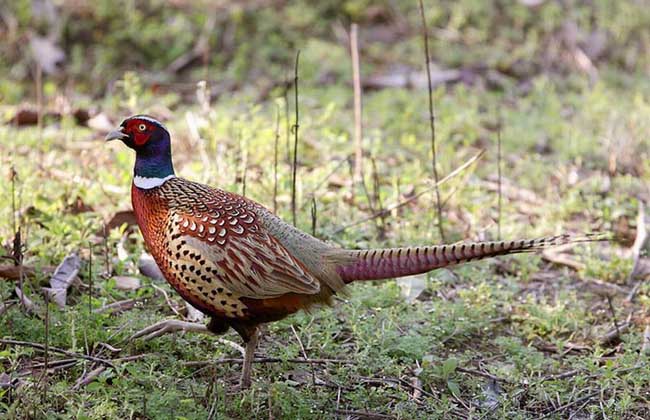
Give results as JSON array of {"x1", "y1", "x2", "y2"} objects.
[{"x1": 134, "y1": 133, "x2": 175, "y2": 178}]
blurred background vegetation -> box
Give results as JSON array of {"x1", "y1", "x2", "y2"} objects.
[{"x1": 4, "y1": 0, "x2": 650, "y2": 102}]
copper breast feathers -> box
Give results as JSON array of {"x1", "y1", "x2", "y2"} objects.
[{"x1": 146, "y1": 178, "x2": 321, "y2": 318}]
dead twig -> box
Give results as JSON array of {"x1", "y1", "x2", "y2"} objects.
[
  {"x1": 72, "y1": 366, "x2": 106, "y2": 390},
  {"x1": 10, "y1": 166, "x2": 17, "y2": 237},
  {"x1": 88, "y1": 242, "x2": 93, "y2": 314},
  {"x1": 95, "y1": 298, "x2": 141, "y2": 314},
  {"x1": 600, "y1": 319, "x2": 631, "y2": 345},
  {"x1": 606, "y1": 295, "x2": 620, "y2": 338},
  {"x1": 0, "y1": 339, "x2": 116, "y2": 368},
  {"x1": 14, "y1": 287, "x2": 35, "y2": 313},
  {"x1": 496, "y1": 108, "x2": 502, "y2": 240},
  {"x1": 39, "y1": 292, "x2": 50, "y2": 402},
  {"x1": 541, "y1": 369, "x2": 581, "y2": 382},
  {"x1": 540, "y1": 390, "x2": 600, "y2": 419},
  {"x1": 333, "y1": 409, "x2": 395, "y2": 419},
  {"x1": 410, "y1": 376, "x2": 422, "y2": 402},
  {"x1": 151, "y1": 283, "x2": 183, "y2": 318},
  {"x1": 626, "y1": 201, "x2": 648, "y2": 302},
  {"x1": 641, "y1": 325, "x2": 650, "y2": 356},
  {"x1": 0, "y1": 300, "x2": 16, "y2": 316},
  {"x1": 350, "y1": 22, "x2": 363, "y2": 183},
  {"x1": 290, "y1": 325, "x2": 316, "y2": 386},
  {"x1": 273, "y1": 103, "x2": 280, "y2": 214},
  {"x1": 579, "y1": 277, "x2": 628, "y2": 297},
  {"x1": 331, "y1": 150, "x2": 484, "y2": 235},
  {"x1": 310, "y1": 197, "x2": 317, "y2": 237},
  {"x1": 542, "y1": 245, "x2": 586, "y2": 271},
  {"x1": 456, "y1": 366, "x2": 509, "y2": 383},
  {"x1": 358, "y1": 375, "x2": 435, "y2": 399},
  {"x1": 183, "y1": 357, "x2": 351, "y2": 366}
]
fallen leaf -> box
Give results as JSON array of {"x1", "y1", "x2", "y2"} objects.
[
  {"x1": 185, "y1": 302, "x2": 204, "y2": 322},
  {"x1": 43, "y1": 253, "x2": 81, "y2": 308},
  {"x1": 0, "y1": 265, "x2": 38, "y2": 279},
  {"x1": 116, "y1": 235, "x2": 129, "y2": 262},
  {"x1": 481, "y1": 378, "x2": 502, "y2": 409},
  {"x1": 87, "y1": 112, "x2": 114, "y2": 133},
  {"x1": 396, "y1": 274, "x2": 427, "y2": 303},
  {"x1": 9, "y1": 109, "x2": 38, "y2": 126},
  {"x1": 65, "y1": 196, "x2": 94, "y2": 214},
  {"x1": 138, "y1": 253, "x2": 164, "y2": 280},
  {"x1": 73, "y1": 108, "x2": 90, "y2": 125},
  {"x1": 8, "y1": 109, "x2": 62, "y2": 126},
  {"x1": 113, "y1": 276, "x2": 141, "y2": 291},
  {"x1": 0, "y1": 372, "x2": 12, "y2": 389},
  {"x1": 101, "y1": 210, "x2": 137, "y2": 235},
  {"x1": 364, "y1": 63, "x2": 463, "y2": 90}
]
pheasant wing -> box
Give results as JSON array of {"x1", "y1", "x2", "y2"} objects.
[{"x1": 167, "y1": 189, "x2": 320, "y2": 299}]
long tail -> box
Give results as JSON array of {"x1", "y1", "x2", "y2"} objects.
[{"x1": 336, "y1": 233, "x2": 605, "y2": 283}]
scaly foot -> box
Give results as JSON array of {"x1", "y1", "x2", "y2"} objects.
[{"x1": 130, "y1": 319, "x2": 245, "y2": 355}]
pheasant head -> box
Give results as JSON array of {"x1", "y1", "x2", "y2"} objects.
[{"x1": 106, "y1": 115, "x2": 175, "y2": 188}]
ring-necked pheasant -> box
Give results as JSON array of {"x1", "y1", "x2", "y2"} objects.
[{"x1": 107, "y1": 115, "x2": 598, "y2": 388}]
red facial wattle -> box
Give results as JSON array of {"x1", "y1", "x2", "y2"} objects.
[
  {"x1": 133, "y1": 130, "x2": 152, "y2": 146},
  {"x1": 124, "y1": 120, "x2": 153, "y2": 146}
]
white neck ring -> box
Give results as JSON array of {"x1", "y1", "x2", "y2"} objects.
[{"x1": 133, "y1": 174, "x2": 175, "y2": 189}]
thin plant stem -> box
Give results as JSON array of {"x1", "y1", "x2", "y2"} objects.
[
  {"x1": 350, "y1": 23, "x2": 363, "y2": 183},
  {"x1": 291, "y1": 50, "x2": 301, "y2": 226},
  {"x1": 497, "y1": 108, "x2": 503, "y2": 240},
  {"x1": 311, "y1": 197, "x2": 317, "y2": 237},
  {"x1": 273, "y1": 103, "x2": 280, "y2": 214},
  {"x1": 418, "y1": 0, "x2": 445, "y2": 241},
  {"x1": 88, "y1": 242, "x2": 93, "y2": 315}
]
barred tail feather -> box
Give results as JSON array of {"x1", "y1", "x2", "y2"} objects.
[{"x1": 336, "y1": 233, "x2": 605, "y2": 283}]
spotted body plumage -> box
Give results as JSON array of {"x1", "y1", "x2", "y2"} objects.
[{"x1": 132, "y1": 177, "x2": 330, "y2": 326}]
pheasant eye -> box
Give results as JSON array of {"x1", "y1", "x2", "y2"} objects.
[{"x1": 138, "y1": 124, "x2": 147, "y2": 131}]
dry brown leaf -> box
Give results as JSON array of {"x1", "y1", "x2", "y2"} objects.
[
  {"x1": 112, "y1": 276, "x2": 141, "y2": 291},
  {"x1": 138, "y1": 253, "x2": 164, "y2": 281},
  {"x1": 0, "y1": 265, "x2": 38, "y2": 280},
  {"x1": 101, "y1": 210, "x2": 137, "y2": 235}
]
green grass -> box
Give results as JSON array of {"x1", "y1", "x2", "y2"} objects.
[
  {"x1": 2, "y1": 73, "x2": 648, "y2": 418},
  {"x1": 2, "y1": 1, "x2": 650, "y2": 418}
]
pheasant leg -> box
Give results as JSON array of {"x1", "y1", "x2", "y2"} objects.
[{"x1": 239, "y1": 327, "x2": 259, "y2": 389}]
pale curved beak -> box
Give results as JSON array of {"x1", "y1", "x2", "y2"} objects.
[{"x1": 105, "y1": 129, "x2": 128, "y2": 141}]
